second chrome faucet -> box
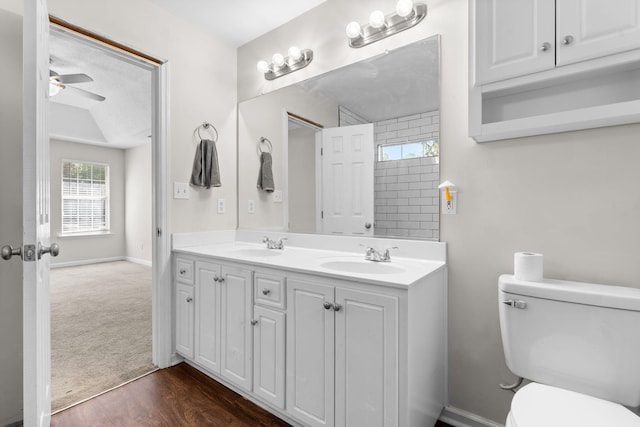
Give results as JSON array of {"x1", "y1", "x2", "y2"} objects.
[{"x1": 263, "y1": 236, "x2": 287, "y2": 250}]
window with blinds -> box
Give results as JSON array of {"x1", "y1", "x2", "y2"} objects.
[{"x1": 62, "y1": 161, "x2": 110, "y2": 234}]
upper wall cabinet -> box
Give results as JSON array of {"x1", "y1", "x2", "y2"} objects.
[{"x1": 470, "y1": 0, "x2": 640, "y2": 142}]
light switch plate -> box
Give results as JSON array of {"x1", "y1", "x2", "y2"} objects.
[
  {"x1": 173, "y1": 182, "x2": 190, "y2": 200},
  {"x1": 217, "y1": 198, "x2": 225, "y2": 214},
  {"x1": 273, "y1": 190, "x2": 283, "y2": 203}
]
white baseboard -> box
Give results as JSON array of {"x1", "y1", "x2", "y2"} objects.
[
  {"x1": 50, "y1": 256, "x2": 125, "y2": 269},
  {"x1": 125, "y1": 256, "x2": 152, "y2": 267},
  {"x1": 440, "y1": 406, "x2": 505, "y2": 427}
]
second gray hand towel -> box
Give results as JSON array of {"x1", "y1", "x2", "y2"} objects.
[{"x1": 257, "y1": 152, "x2": 274, "y2": 192}]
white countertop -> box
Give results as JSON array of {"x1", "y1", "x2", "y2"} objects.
[{"x1": 173, "y1": 241, "x2": 445, "y2": 288}]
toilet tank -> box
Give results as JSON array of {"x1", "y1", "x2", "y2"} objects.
[{"x1": 498, "y1": 274, "x2": 640, "y2": 407}]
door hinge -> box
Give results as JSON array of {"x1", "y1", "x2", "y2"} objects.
[
  {"x1": 320, "y1": 147, "x2": 323, "y2": 156},
  {"x1": 321, "y1": 210, "x2": 324, "y2": 219},
  {"x1": 157, "y1": 228, "x2": 162, "y2": 237},
  {"x1": 23, "y1": 244, "x2": 36, "y2": 262}
]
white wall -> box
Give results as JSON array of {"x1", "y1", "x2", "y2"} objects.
[
  {"x1": 238, "y1": 0, "x2": 640, "y2": 423},
  {"x1": 49, "y1": 0, "x2": 238, "y2": 235},
  {"x1": 288, "y1": 126, "x2": 317, "y2": 233},
  {"x1": 0, "y1": 5, "x2": 24, "y2": 425},
  {"x1": 238, "y1": 84, "x2": 338, "y2": 229},
  {"x1": 50, "y1": 140, "x2": 126, "y2": 266},
  {"x1": 125, "y1": 143, "x2": 152, "y2": 264}
]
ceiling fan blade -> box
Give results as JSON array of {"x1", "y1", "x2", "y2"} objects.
[
  {"x1": 57, "y1": 73, "x2": 94, "y2": 84},
  {"x1": 65, "y1": 85, "x2": 106, "y2": 102}
]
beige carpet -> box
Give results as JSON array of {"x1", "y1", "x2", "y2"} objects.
[{"x1": 50, "y1": 261, "x2": 155, "y2": 411}]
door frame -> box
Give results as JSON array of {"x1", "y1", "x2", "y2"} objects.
[{"x1": 47, "y1": 18, "x2": 173, "y2": 369}]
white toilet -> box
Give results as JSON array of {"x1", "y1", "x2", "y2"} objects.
[{"x1": 498, "y1": 274, "x2": 640, "y2": 427}]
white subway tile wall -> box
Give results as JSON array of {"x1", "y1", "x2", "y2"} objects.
[{"x1": 338, "y1": 107, "x2": 440, "y2": 240}]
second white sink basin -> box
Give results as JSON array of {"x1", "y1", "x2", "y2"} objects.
[{"x1": 319, "y1": 259, "x2": 405, "y2": 275}]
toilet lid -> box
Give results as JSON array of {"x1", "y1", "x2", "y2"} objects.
[{"x1": 510, "y1": 383, "x2": 640, "y2": 427}]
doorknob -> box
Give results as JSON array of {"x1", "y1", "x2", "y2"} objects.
[
  {"x1": 1, "y1": 245, "x2": 21, "y2": 260},
  {"x1": 38, "y1": 242, "x2": 60, "y2": 259},
  {"x1": 364, "y1": 222, "x2": 372, "y2": 229}
]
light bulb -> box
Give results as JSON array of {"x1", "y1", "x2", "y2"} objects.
[
  {"x1": 369, "y1": 10, "x2": 386, "y2": 29},
  {"x1": 345, "y1": 21, "x2": 362, "y2": 39},
  {"x1": 272, "y1": 53, "x2": 285, "y2": 68},
  {"x1": 288, "y1": 46, "x2": 302, "y2": 64},
  {"x1": 395, "y1": 0, "x2": 414, "y2": 18},
  {"x1": 256, "y1": 60, "x2": 269, "y2": 74}
]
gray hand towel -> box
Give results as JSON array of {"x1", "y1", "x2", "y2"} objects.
[
  {"x1": 257, "y1": 152, "x2": 274, "y2": 192},
  {"x1": 190, "y1": 139, "x2": 221, "y2": 189}
]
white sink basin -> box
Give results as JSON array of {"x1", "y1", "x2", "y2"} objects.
[
  {"x1": 319, "y1": 259, "x2": 405, "y2": 275},
  {"x1": 231, "y1": 248, "x2": 283, "y2": 257}
]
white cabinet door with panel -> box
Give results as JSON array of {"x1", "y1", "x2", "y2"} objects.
[
  {"x1": 194, "y1": 260, "x2": 222, "y2": 373},
  {"x1": 253, "y1": 305, "x2": 286, "y2": 408},
  {"x1": 286, "y1": 277, "x2": 335, "y2": 427},
  {"x1": 334, "y1": 288, "x2": 398, "y2": 427},
  {"x1": 473, "y1": 0, "x2": 555, "y2": 84},
  {"x1": 556, "y1": 0, "x2": 640, "y2": 66},
  {"x1": 175, "y1": 282, "x2": 194, "y2": 359},
  {"x1": 220, "y1": 264, "x2": 253, "y2": 391}
]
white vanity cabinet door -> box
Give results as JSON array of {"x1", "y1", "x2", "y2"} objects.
[
  {"x1": 286, "y1": 277, "x2": 335, "y2": 427},
  {"x1": 474, "y1": 0, "x2": 555, "y2": 85},
  {"x1": 220, "y1": 265, "x2": 253, "y2": 391},
  {"x1": 194, "y1": 260, "x2": 222, "y2": 374},
  {"x1": 334, "y1": 288, "x2": 399, "y2": 427},
  {"x1": 556, "y1": 0, "x2": 640, "y2": 66},
  {"x1": 175, "y1": 282, "x2": 194, "y2": 359},
  {"x1": 252, "y1": 305, "x2": 285, "y2": 409}
]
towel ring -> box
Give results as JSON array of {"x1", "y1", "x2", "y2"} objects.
[
  {"x1": 257, "y1": 137, "x2": 272, "y2": 157},
  {"x1": 193, "y1": 122, "x2": 218, "y2": 144}
]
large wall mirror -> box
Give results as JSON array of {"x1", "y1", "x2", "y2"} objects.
[{"x1": 238, "y1": 35, "x2": 440, "y2": 240}]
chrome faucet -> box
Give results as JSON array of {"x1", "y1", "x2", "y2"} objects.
[
  {"x1": 363, "y1": 246, "x2": 398, "y2": 262},
  {"x1": 263, "y1": 236, "x2": 287, "y2": 250}
]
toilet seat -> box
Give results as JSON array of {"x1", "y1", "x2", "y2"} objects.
[{"x1": 507, "y1": 383, "x2": 640, "y2": 427}]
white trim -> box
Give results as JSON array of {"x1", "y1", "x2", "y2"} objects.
[
  {"x1": 57, "y1": 232, "x2": 113, "y2": 238},
  {"x1": 50, "y1": 256, "x2": 125, "y2": 269},
  {"x1": 125, "y1": 256, "x2": 152, "y2": 267},
  {"x1": 440, "y1": 406, "x2": 505, "y2": 427},
  {"x1": 152, "y1": 61, "x2": 172, "y2": 369}
]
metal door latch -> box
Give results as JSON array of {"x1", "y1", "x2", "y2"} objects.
[{"x1": 502, "y1": 299, "x2": 527, "y2": 309}]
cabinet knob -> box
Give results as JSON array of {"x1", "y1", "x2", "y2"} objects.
[
  {"x1": 186, "y1": 297, "x2": 193, "y2": 303},
  {"x1": 332, "y1": 303, "x2": 342, "y2": 312},
  {"x1": 262, "y1": 288, "x2": 271, "y2": 295},
  {"x1": 323, "y1": 302, "x2": 333, "y2": 310},
  {"x1": 251, "y1": 319, "x2": 259, "y2": 326},
  {"x1": 219, "y1": 277, "x2": 225, "y2": 283},
  {"x1": 539, "y1": 42, "x2": 551, "y2": 52},
  {"x1": 180, "y1": 269, "x2": 186, "y2": 275},
  {"x1": 213, "y1": 276, "x2": 219, "y2": 282},
  {"x1": 561, "y1": 35, "x2": 574, "y2": 46}
]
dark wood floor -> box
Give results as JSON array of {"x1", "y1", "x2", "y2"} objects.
[{"x1": 52, "y1": 362, "x2": 454, "y2": 426}]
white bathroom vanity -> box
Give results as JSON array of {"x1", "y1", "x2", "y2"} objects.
[{"x1": 172, "y1": 230, "x2": 447, "y2": 427}]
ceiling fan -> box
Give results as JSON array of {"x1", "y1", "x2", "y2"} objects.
[{"x1": 49, "y1": 70, "x2": 106, "y2": 102}]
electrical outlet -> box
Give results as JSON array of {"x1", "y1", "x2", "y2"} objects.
[
  {"x1": 248, "y1": 199, "x2": 255, "y2": 214},
  {"x1": 217, "y1": 198, "x2": 225, "y2": 214},
  {"x1": 173, "y1": 182, "x2": 190, "y2": 200},
  {"x1": 273, "y1": 190, "x2": 283, "y2": 203},
  {"x1": 441, "y1": 190, "x2": 457, "y2": 215}
]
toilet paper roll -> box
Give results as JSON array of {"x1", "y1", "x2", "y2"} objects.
[{"x1": 514, "y1": 252, "x2": 543, "y2": 281}]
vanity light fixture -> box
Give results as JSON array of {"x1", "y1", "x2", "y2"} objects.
[
  {"x1": 256, "y1": 46, "x2": 314, "y2": 81},
  {"x1": 345, "y1": 0, "x2": 427, "y2": 48}
]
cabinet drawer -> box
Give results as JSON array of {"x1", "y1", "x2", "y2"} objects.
[
  {"x1": 175, "y1": 257, "x2": 194, "y2": 283},
  {"x1": 254, "y1": 272, "x2": 285, "y2": 309}
]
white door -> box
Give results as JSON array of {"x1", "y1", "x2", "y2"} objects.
[
  {"x1": 473, "y1": 0, "x2": 555, "y2": 84},
  {"x1": 195, "y1": 261, "x2": 221, "y2": 373},
  {"x1": 334, "y1": 288, "x2": 398, "y2": 427},
  {"x1": 24, "y1": 0, "x2": 54, "y2": 425},
  {"x1": 252, "y1": 305, "x2": 285, "y2": 408},
  {"x1": 320, "y1": 124, "x2": 374, "y2": 236},
  {"x1": 286, "y1": 278, "x2": 335, "y2": 427},
  {"x1": 220, "y1": 265, "x2": 253, "y2": 391},
  {"x1": 556, "y1": 0, "x2": 640, "y2": 66}
]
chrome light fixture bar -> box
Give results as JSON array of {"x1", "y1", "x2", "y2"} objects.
[
  {"x1": 256, "y1": 47, "x2": 314, "y2": 81},
  {"x1": 346, "y1": 1, "x2": 427, "y2": 48}
]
